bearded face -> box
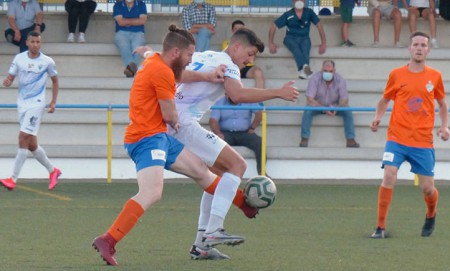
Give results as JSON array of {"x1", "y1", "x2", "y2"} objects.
[{"x1": 171, "y1": 55, "x2": 185, "y2": 82}]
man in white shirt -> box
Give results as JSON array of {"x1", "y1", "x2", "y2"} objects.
[{"x1": 1, "y1": 31, "x2": 61, "y2": 191}]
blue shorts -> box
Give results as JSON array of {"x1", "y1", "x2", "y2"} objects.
[
  {"x1": 124, "y1": 133, "x2": 184, "y2": 172},
  {"x1": 381, "y1": 141, "x2": 435, "y2": 176}
]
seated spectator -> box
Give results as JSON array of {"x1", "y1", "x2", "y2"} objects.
[
  {"x1": 113, "y1": 0, "x2": 147, "y2": 77},
  {"x1": 407, "y1": 0, "x2": 439, "y2": 48},
  {"x1": 222, "y1": 20, "x2": 265, "y2": 88},
  {"x1": 65, "y1": 0, "x2": 97, "y2": 43},
  {"x1": 4, "y1": 0, "x2": 45, "y2": 52},
  {"x1": 269, "y1": 0, "x2": 326, "y2": 80},
  {"x1": 300, "y1": 59, "x2": 360, "y2": 148},
  {"x1": 182, "y1": 0, "x2": 216, "y2": 52},
  {"x1": 368, "y1": 0, "x2": 407, "y2": 47},
  {"x1": 210, "y1": 96, "x2": 268, "y2": 176}
]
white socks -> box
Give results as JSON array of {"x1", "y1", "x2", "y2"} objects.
[
  {"x1": 12, "y1": 148, "x2": 28, "y2": 182},
  {"x1": 205, "y1": 172, "x2": 240, "y2": 233},
  {"x1": 32, "y1": 145, "x2": 54, "y2": 173},
  {"x1": 194, "y1": 192, "x2": 213, "y2": 245}
]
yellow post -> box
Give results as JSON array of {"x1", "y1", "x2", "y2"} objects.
[
  {"x1": 107, "y1": 105, "x2": 113, "y2": 183},
  {"x1": 261, "y1": 110, "x2": 267, "y2": 176},
  {"x1": 414, "y1": 174, "x2": 419, "y2": 186}
]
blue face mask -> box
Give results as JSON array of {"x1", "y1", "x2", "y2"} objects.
[{"x1": 322, "y1": 72, "x2": 333, "y2": 81}]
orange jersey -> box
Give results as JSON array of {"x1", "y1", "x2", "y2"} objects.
[
  {"x1": 384, "y1": 65, "x2": 445, "y2": 148},
  {"x1": 124, "y1": 54, "x2": 176, "y2": 144}
]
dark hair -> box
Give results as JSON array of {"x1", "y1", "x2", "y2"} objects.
[
  {"x1": 410, "y1": 31, "x2": 430, "y2": 42},
  {"x1": 229, "y1": 27, "x2": 265, "y2": 53},
  {"x1": 27, "y1": 31, "x2": 41, "y2": 39},
  {"x1": 231, "y1": 20, "x2": 245, "y2": 30},
  {"x1": 322, "y1": 59, "x2": 335, "y2": 68},
  {"x1": 163, "y1": 24, "x2": 195, "y2": 52}
]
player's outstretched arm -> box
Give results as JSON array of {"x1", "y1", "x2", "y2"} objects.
[{"x1": 225, "y1": 78, "x2": 298, "y2": 104}]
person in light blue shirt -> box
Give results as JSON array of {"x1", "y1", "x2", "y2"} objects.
[
  {"x1": 113, "y1": 0, "x2": 147, "y2": 77},
  {"x1": 209, "y1": 96, "x2": 267, "y2": 176}
]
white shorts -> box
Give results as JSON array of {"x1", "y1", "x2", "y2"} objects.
[
  {"x1": 168, "y1": 113, "x2": 227, "y2": 167},
  {"x1": 18, "y1": 106, "x2": 45, "y2": 136},
  {"x1": 368, "y1": 5, "x2": 396, "y2": 18}
]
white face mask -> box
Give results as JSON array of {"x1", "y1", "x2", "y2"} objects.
[
  {"x1": 22, "y1": 0, "x2": 29, "y2": 3},
  {"x1": 294, "y1": 0, "x2": 304, "y2": 10},
  {"x1": 194, "y1": 0, "x2": 204, "y2": 3},
  {"x1": 126, "y1": 0, "x2": 133, "y2": 3},
  {"x1": 322, "y1": 72, "x2": 333, "y2": 81}
]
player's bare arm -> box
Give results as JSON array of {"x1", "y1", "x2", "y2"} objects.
[
  {"x1": 3, "y1": 74, "x2": 15, "y2": 87},
  {"x1": 48, "y1": 76, "x2": 59, "y2": 113},
  {"x1": 371, "y1": 97, "x2": 390, "y2": 132},
  {"x1": 224, "y1": 77, "x2": 298, "y2": 103},
  {"x1": 437, "y1": 98, "x2": 450, "y2": 141},
  {"x1": 159, "y1": 99, "x2": 179, "y2": 133}
]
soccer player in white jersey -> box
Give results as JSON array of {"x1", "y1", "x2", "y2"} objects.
[
  {"x1": 138, "y1": 27, "x2": 298, "y2": 260},
  {"x1": 1, "y1": 31, "x2": 61, "y2": 191},
  {"x1": 176, "y1": 27, "x2": 298, "y2": 259}
]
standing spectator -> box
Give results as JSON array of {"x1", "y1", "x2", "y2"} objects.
[
  {"x1": 269, "y1": 0, "x2": 327, "y2": 80},
  {"x1": 368, "y1": 0, "x2": 407, "y2": 47},
  {"x1": 4, "y1": 0, "x2": 45, "y2": 52},
  {"x1": 1, "y1": 31, "x2": 61, "y2": 191},
  {"x1": 407, "y1": 0, "x2": 439, "y2": 48},
  {"x1": 113, "y1": 0, "x2": 147, "y2": 77},
  {"x1": 299, "y1": 59, "x2": 359, "y2": 148},
  {"x1": 65, "y1": 0, "x2": 97, "y2": 43},
  {"x1": 182, "y1": 0, "x2": 217, "y2": 52},
  {"x1": 370, "y1": 32, "x2": 449, "y2": 239},
  {"x1": 222, "y1": 20, "x2": 265, "y2": 88},
  {"x1": 210, "y1": 96, "x2": 267, "y2": 176},
  {"x1": 340, "y1": 0, "x2": 358, "y2": 47}
]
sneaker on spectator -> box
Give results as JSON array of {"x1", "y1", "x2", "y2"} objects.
[
  {"x1": 67, "y1": 33, "x2": 75, "y2": 43},
  {"x1": 78, "y1": 33, "x2": 86, "y2": 43},
  {"x1": 341, "y1": 41, "x2": 349, "y2": 47},
  {"x1": 431, "y1": 38, "x2": 439, "y2": 49},
  {"x1": 346, "y1": 40, "x2": 355, "y2": 47},
  {"x1": 395, "y1": 42, "x2": 405, "y2": 48},
  {"x1": 371, "y1": 41, "x2": 379, "y2": 48},
  {"x1": 298, "y1": 69, "x2": 308, "y2": 80},
  {"x1": 302, "y1": 64, "x2": 313, "y2": 77}
]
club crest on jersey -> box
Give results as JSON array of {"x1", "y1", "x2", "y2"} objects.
[
  {"x1": 28, "y1": 63, "x2": 34, "y2": 69},
  {"x1": 206, "y1": 132, "x2": 217, "y2": 144},
  {"x1": 426, "y1": 81, "x2": 433, "y2": 93},
  {"x1": 176, "y1": 91, "x2": 183, "y2": 100}
]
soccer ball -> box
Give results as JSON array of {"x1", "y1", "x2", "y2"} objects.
[{"x1": 244, "y1": 175, "x2": 277, "y2": 209}]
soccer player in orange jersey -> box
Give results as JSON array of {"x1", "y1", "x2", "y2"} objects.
[
  {"x1": 370, "y1": 31, "x2": 449, "y2": 239},
  {"x1": 91, "y1": 25, "x2": 231, "y2": 265}
]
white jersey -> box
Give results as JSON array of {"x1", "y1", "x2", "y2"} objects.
[
  {"x1": 175, "y1": 51, "x2": 241, "y2": 121},
  {"x1": 8, "y1": 51, "x2": 58, "y2": 109}
]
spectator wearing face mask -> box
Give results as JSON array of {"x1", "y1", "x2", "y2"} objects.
[
  {"x1": 299, "y1": 59, "x2": 360, "y2": 148},
  {"x1": 269, "y1": 0, "x2": 327, "y2": 80},
  {"x1": 182, "y1": 0, "x2": 217, "y2": 52},
  {"x1": 4, "y1": 0, "x2": 45, "y2": 52},
  {"x1": 113, "y1": 0, "x2": 147, "y2": 77}
]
